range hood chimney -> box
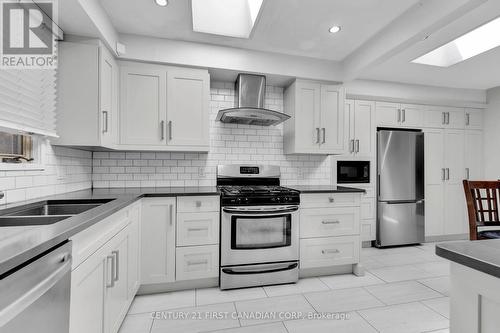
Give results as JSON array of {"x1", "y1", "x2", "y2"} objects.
[{"x1": 216, "y1": 74, "x2": 290, "y2": 126}]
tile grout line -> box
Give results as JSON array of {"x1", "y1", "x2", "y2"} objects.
[
  {"x1": 419, "y1": 299, "x2": 451, "y2": 321},
  {"x1": 354, "y1": 309, "x2": 382, "y2": 333},
  {"x1": 415, "y1": 280, "x2": 449, "y2": 298},
  {"x1": 360, "y1": 285, "x2": 390, "y2": 306}
]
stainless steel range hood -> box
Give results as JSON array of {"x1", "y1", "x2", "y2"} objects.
[{"x1": 216, "y1": 74, "x2": 290, "y2": 126}]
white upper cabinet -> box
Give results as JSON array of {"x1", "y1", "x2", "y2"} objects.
[
  {"x1": 120, "y1": 66, "x2": 166, "y2": 146},
  {"x1": 284, "y1": 80, "x2": 345, "y2": 154},
  {"x1": 55, "y1": 41, "x2": 118, "y2": 148},
  {"x1": 375, "y1": 102, "x2": 423, "y2": 128},
  {"x1": 464, "y1": 108, "x2": 483, "y2": 130},
  {"x1": 344, "y1": 100, "x2": 375, "y2": 157},
  {"x1": 166, "y1": 68, "x2": 210, "y2": 148},
  {"x1": 424, "y1": 106, "x2": 465, "y2": 129},
  {"x1": 119, "y1": 62, "x2": 210, "y2": 151}
]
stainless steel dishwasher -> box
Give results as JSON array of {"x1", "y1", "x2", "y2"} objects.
[{"x1": 0, "y1": 241, "x2": 72, "y2": 333}]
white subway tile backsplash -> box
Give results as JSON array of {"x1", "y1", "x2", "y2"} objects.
[{"x1": 92, "y1": 81, "x2": 331, "y2": 188}]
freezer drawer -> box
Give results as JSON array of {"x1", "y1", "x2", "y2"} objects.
[{"x1": 377, "y1": 201, "x2": 425, "y2": 247}]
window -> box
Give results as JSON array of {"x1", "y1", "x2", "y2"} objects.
[{"x1": 0, "y1": 131, "x2": 33, "y2": 163}]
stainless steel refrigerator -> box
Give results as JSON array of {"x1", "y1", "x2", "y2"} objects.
[{"x1": 377, "y1": 130, "x2": 425, "y2": 247}]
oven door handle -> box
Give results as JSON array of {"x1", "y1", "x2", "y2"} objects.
[
  {"x1": 222, "y1": 206, "x2": 299, "y2": 214},
  {"x1": 221, "y1": 262, "x2": 298, "y2": 275}
]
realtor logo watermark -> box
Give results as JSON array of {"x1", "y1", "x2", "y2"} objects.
[{"x1": 1, "y1": 0, "x2": 57, "y2": 68}]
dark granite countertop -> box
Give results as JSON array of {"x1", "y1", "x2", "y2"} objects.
[
  {"x1": 436, "y1": 240, "x2": 500, "y2": 279},
  {"x1": 288, "y1": 185, "x2": 366, "y2": 193},
  {"x1": 0, "y1": 187, "x2": 220, "y2": 276}
]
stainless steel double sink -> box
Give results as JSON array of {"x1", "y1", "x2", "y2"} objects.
[{"x1": 0, "y1": 199, "x2": 114, "y2": 227}]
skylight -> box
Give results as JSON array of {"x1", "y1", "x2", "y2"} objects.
[
  {"x1": 412, "y1": 16, "x2": 500, "y2": 67},
  {"x1": 191, "y1": 0, "x2": 263, "y2": 38}
]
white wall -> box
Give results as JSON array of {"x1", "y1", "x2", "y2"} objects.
[
  {"x1": 92, "y1": 81, "x2": 331, "y2": 188},
  {"x1": 0, "y1": 142, "x2": 92, "y2": 204},
  {"x1": 484, "y1": 86, "x2": 500, "y2": 179}
]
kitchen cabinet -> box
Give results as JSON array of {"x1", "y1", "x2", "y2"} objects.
[
  {"x1": 464, "y1": 108, "x2": 483, "y2": 130},
  {"x1": 119, "y1": 62, "x2": 210, "y2": 151},
  {"x1": 376, "y1": 102, "x2": 423, "y2": 128},
  {"x1": 299, "y1": 193, "x2": 363, "y2": 275},
  {"x1": 140, "y1": 197, "x2": 176, "y2": 284},
  {"x1": 424, "y1": 106, "x2": 465, "y2": 129},
  {"x1": 465, "y1": 130, "x2": 483, "y2": 181},
  {"x1": 283, "y1": 80, "x2": 345, "y2": 154},
  {"x1": 69, "y1": 204, "x2": 140, "y2": 333},
  {"x1": 424, "y1": 129, "x2": 467, "y2": 237},
  {"x1": 345, "y1": 100, "x2": 375, "y2": 157},
  {"x1": 55, "y1": 41, "x2": 118, "y2": 148},
  {"x1": 127, "y1": 203, "x2": 141, "y2": 299}
]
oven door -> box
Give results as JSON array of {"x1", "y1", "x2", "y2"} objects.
[{"x1": 221, "y1": 205, "x2": 299, "y2": 266}]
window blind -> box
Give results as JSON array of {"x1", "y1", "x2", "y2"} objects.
[{"x1": 0, "y1": 67, "x2": 58, "y2": 137}]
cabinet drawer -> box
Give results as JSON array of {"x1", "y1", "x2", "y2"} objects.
[
  {"x1": 300, "y1": 207, "x2": 360, "y2": 238},
  {"x1": 177, "y1": 196, "x2": 220, "y2": 212},
  {"x1": 177, "y1": 212, "x2": 219, "y2": 246},
  {"x1": 300, "y1": 236, "x2": 360, "y2": 269},
  {"x1": 175, "y1": 245, "x2": 219, "y2": 280},
  {"x1": 300, "y1": 193, "x2": 360, "y2": 208}
]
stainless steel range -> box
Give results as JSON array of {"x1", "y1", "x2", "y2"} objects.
[{"x1": 217, "y1": 165, "x2": 300, "y2": 290}]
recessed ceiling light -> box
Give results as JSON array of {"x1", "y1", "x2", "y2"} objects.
[
  {"x1": 329, "y1": 26, "x2": 341, "y2": 34},
  {"x1": 155, "y1": 0, "x2": 168, "y2": 7},
  {"x1": 412, "y1": 16, "x2": 500, "y2": 67},
  {"x1": 192, "y1": 0, "x2": 264, "y2": 38}
]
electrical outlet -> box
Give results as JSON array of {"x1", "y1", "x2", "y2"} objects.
[{"x1": 198, "y1": 167, "x2": 206, "y2": 178}]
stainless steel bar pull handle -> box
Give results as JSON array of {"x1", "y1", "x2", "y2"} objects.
[
  {"x1": 102, "y1": 111, "x2": 108, "y2": 133},
  {"x1": 168, "y1": 121, "x2": 173, "y2": 140},
  {"x1": 106, "y1": 255, "x2": 115, "y2": 288},
  {"x1": 442, "y1": 112, "x2": 446, "y2": 125},
  {"x1": 187, "y1": 259, "x2": 208, "y2": 266},
  {"x1": 355, "y1": 140, "x2": 360, "y2": 153},
  {"x1": 446, "y1": 168, "x2": 450, "y2": 180},
  {"x1": 402, "y1": 109, "x2": 406, "y2": 123},
  {"x1": 169, "y1": 204, "x2": 173, "y2": 226},
  {"x1": 316, "y1": 128, "x2": 320, "y2": 143},
  {"x1": 112, "y1": 250, "x2": 119, "y2": 282},
  {"x1": 322, "y1": 220, "x2": 340, "y2": 224},
  {"x1": 397, "y1": 109, "x2": 401, "y2": 123},
  {"x1": 322, "y1": 128, "x2": 326, "y2": 144},
  {"x1": 350, "y1": 139, "x2": 355, "y2": 153},
  {"x1": 160, "y1": 120, "x2": 165, "y2": 140},
  {"x1": 466, "y1": 113, "x2": 470, "y2": 126},
  {"x1": 466, "y1": 167, "x2": 470, "y2": 180},
  {"x1": 441, "y1": 168, "x2": 446, "y2": 181},
  {"x1": 446, "y1": 112, "x2": 450, "y2": 125},
  {"x1": 322, "y1": 249, "x2": 340, "y2": 254}
]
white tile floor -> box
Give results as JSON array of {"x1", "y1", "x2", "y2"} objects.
[{"x1": 119, "y1": 243, "x2": 451, "y2": 333}]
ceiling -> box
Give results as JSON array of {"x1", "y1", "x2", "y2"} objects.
[
  {"x1": 361, "y1": 0, "x2": 500, "y2": 89},
  {"x1": 100, "y1": 0, "x2": 419, "y2": 61}
]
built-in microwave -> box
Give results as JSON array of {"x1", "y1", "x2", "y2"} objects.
[{"x1": 337, "y1": 161, "x2": 370, "y2": 184}]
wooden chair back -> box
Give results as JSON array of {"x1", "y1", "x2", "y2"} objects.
[{"x1": 463, "y1": 180, "x2": 500, "y2": 240}]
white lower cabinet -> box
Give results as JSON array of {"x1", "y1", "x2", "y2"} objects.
[
  {"x1": 69, "y1": 203, "x2": 141, "y2": 333},
  {"x1": 300, "y1": 236, "x2": 360, "y2": 269},
  {"x1": 175, "y1": 245, "x2": 219, "y2": 280},
  {"x1": 299, "y1": 193, "x2": 362, "y2": 274},
  {"x1": 140, "y1": 195, "x2": 220, "y2": 289},
  {"x1": 140, "y1": 197, "x2": 176, "y2": 284}
]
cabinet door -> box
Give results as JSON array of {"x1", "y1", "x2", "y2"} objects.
[
  {"x1": 400, "y1": 104, "x2": 423, "y2": 128},
  {"x1": 376, "y1": 102, "x2": 399, "y2": 127},
  {"x1": 294, "y1": 81, "x2": 321, "y2": 152},
  {"x1": 319, "y1": 85, "x2": 345, "y2": 153},
  {"x1": 127, "y1": 204, "x2": 141, "y2": 299},
  {"x1": 70, "y1": 247, "x2": 106, "y2": 333},
  {"x1": 444, "y1": 130, "x2": 466, "y2": 235},
  {"x1": 120, "y1": 67, "x2": 166, "y2": 145},
  {"x1": 167, "y1": 69, "x2": 210, "y2": 147},
  {"x1": 465, "y1": 130, "x2": 483, "y2": 180},
  {"x1": 424, "y1": 129, "x2": 445, "y2": 237},
  {"x1": 354, "y1": 100, "x2": 375, "y2": 157},
  {"x1": 465, "y1": 108, "x2": 483, "y2": 130},
  {"x1": 344, "y1": 99, "x2": 355, "y2": 155},
  {"x1": 99, "y1": 46, "x2": 117, "y2": 148},
  {"x1": 423, "y1": 107, "x2": 447, "y2": 128},
  {"x1": 447, "y1": 108, "x2": 466, "y2": 129},
  {"x1": 141, "y1": 198, "x2": 176, "y2": 284},
  {"x1": 105, "y1": 230, "x2": 129, "y2": 333}
]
